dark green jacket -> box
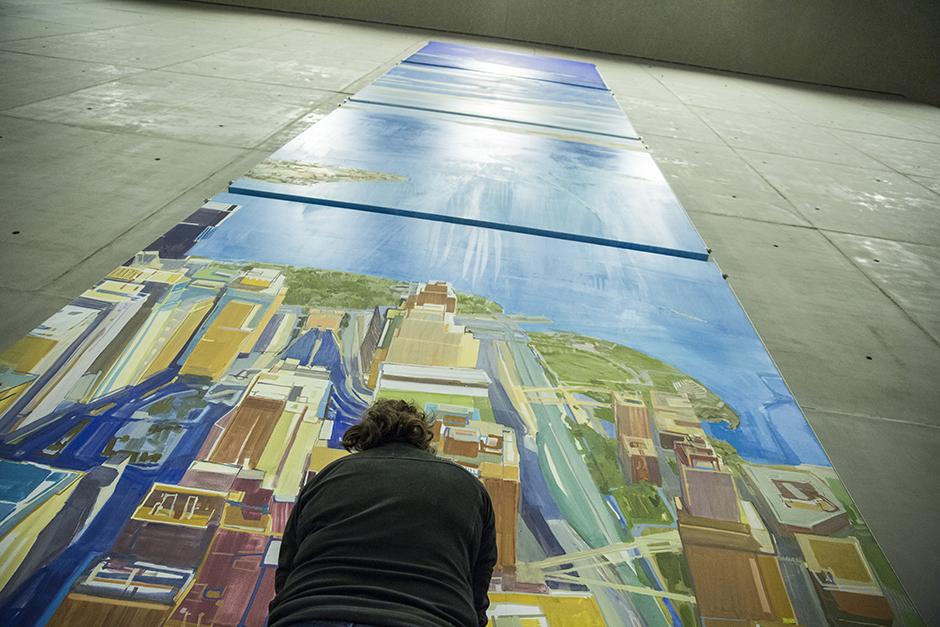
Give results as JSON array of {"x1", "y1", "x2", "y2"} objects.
[{"x1": 269, "y1": 441, "x2": 497, "y2": 627}]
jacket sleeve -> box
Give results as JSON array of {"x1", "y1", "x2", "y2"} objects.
[
  {"x1": 274, "y1": 496, "x2": 301, "y2": 596},
  {"x1": 471, "y1": 488, "x2": 498, "y2": 627},
  {"x1": 272, "y1": 462, "x2": 337, "y2": 598}
]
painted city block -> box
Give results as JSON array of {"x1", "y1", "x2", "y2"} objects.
[
  {"x1": 350, "y1": 63, "x2": 639, "y2": 139},
  {"x1": 405, "y1": 41, "x2": 609, "y2": 90},
  {"x1": 231, "y1": 103, "x2": 708, "y2": 260},
  {"x1": 0, "y1": 194, "x2": 918, "y2": 626}
]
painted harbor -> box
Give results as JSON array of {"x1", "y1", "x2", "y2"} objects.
[{"x1": 0, "y1": 194, "x2": 918, "y2": 626}]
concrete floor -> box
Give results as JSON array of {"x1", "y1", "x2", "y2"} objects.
[{"x1": 1, "y1": 0, "x2": 938, "y2": 622}]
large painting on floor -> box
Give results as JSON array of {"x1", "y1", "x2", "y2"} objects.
[{"x1": 0, "y1": 194, "x2": 917, "y2": 626}]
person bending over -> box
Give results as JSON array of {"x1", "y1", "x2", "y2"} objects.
[{"x1": 268, "y1": 399, "x2": 497, "y2": 627}]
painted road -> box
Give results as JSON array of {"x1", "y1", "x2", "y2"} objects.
[{"x1": 468, "y1": 317, "x2": 670, "y2": 627}]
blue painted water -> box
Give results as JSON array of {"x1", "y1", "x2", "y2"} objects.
[
  {"x1": 0, "y1": 367, "x2": 231, "y2": 624},
  {"x1": 310, "y1": 332, "x2": 369, "y2": 447},
  {"x1": 282, "y1": 328, "x2": 320, "y2": 365}
]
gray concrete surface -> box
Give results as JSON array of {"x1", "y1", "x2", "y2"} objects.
[
  {"x1": 0, "y1": 0, "x2": 938, "y2": 623},
  {"x1": 190, "y1": 0, "x2": 940, "y2": 107}
]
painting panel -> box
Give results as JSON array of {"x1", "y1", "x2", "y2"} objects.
[
  {"x1": 231, "y1": 103, "x2": 708, "y2": 260},
  {"x1": 405, "y1": 41, "x2": 609, "y2": 90},
  {"x1": 350, "y1": 63, "x2": 639, "y2": 139}
]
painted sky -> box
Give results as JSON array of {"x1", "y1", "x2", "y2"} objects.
[
  {"x1": 350, "y1": 62, "x2": 639, "y2": 139},
  {"x1": 231, "y1": 102, "x2": 707, "y2": 260}
]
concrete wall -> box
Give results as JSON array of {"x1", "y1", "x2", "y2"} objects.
[{"x1": 195, "y1": 0, "x2": 940, "y2": 106}]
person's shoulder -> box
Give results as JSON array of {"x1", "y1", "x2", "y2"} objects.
[
  {"x1": 319, "y1": 446, "x2": 482, "y2": 490},
  {"x1": 425, "y1": 455, "x2": 490, "y2": 491},
  {"x1": 299, "y1": 452, "x2": 354, "y2": 493},
  {"x1": 317, "y1": 453, "x2": 355, "y2": 475}
]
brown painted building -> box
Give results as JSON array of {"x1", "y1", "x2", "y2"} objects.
[
  {"x1": 432, "y1": 414, "x2": 520, "y2": 572},
  {"x1": 684, "y1": 544, "x2": 797, "y2": 625},
  {"x1": 613, "y1": 391, "x2": 651, "y2": 439},
  {"x1": 613, "y1": 392, "x2": 661, "y2": 485},
  {"x1": 796, "y1": 534, "x2": 894, "y2": 625},
  {"x1": 404, "y1": 281, "x2": 457, "y2": 313},
  {"x1": 48, "y1": 484, "x2": 226, "y2": 627},
  {"x1": 207, "y1": 395, "x2": 285, "y2": 469},
  {"x1": 674, "y1": 434, "x2": 721, "y2": 471},
  {"x1": 619, "y1": 435, "x2": 662, "y2": 485}
]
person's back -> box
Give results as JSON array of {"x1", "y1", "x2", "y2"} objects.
[{"x1": 269, "y1": 399, "x2": 497, "y2": 627}]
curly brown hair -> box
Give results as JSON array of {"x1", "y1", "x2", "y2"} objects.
[{"x1": 341, "y1": 398, "x2": 434, "y2": 452}]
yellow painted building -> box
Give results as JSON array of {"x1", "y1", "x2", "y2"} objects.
[
  {"x1": 384, "y1": 304, "x2": 479, "y2": 369},
  {"x1": 180, "y1": 286, "x2": 285, "y2": 380},
  {"x1": 486, "y1": 592, "x2": 605, "y2": 626},
  {"x1": 304, "y1": 309, "x2": 347, "y2": 332},
  {"x1": 308, "y1": 445, "x2": 350, "y2": 474},
  {"x1": 0, "y1": 465, "x2": 83, "y2": 593},
  {"x1": 137, "y1": 298, "x2": 214, "y2": 381},
  {"x1": 0, "y1": 335, "x2": 57, "y2": 373},
  {"x1": 131, "y1": 483, "x2": 227, "y2": 528},
  {"x1": 245, "y1": 364, "x2": 334, "y2": 500},
  {"x1": 0, "y1": 336, "x2": 57, "y2": 414}
]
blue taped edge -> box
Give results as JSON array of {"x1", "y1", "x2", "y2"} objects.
[
  {"x1": 402, "y1": 59, "x2": 610, "y2": 91},
  {"x1": 348, "y1": 97, "x2": 642, "y2": 142},
  {"x1": 227, "y1": 182, "x2": 710, "y2": 262}
]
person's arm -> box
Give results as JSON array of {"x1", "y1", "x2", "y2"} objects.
[
  {"x1": 272, "y1": 459, "x2": 345, "y2": 598},
  {"x1": 471, "y1": 489, "x2": 498, "y2": 627},
  {"x1": 274, "y1": 496, "x2": 301, "y2": 596}
]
